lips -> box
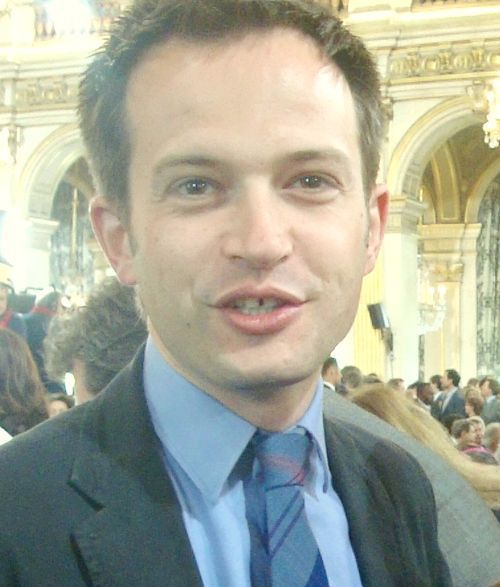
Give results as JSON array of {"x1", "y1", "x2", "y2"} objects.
[{"x1": 214, "y1": 288, "x2": 303, "y2": 335}]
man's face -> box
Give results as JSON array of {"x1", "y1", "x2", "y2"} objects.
[
  {"x1": 459, "y1": 426, "x2": 476, "y2": 447},
  {"x1": 480, "y1": 380, "x2": 492, "y2": 399},
  {"x1": 419, "y1": 384, "x2": 433, "y2": 405},
  {"x1": 92, "y1": 30, "x2": 387, "y2": 401},
  {"x1": 0, "y1": 287, "x2": 8, "y2": 316},
  {"x1": 441, "y1": 372, "x2": 452, "y2": 390},
  {"x1": 471, "y1": 423, "x2": 483, "y2": 446}
]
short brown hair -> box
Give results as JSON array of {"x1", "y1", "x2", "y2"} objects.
[{"x1": 79, "y1": 0, "x2": 384, "y2": 220}]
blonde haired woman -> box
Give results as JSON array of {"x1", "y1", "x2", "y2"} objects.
[{"x1": 350, "y1": 383, "x2": 500, "y2": 517}]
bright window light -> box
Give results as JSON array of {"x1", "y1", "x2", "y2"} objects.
[{"x1": 44, "y1": 0, "x2": 93, "y2": 35}]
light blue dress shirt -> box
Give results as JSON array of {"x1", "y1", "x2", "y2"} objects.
[{"x1": 144, "y1": 337, "x2": 362, "y2": 587}]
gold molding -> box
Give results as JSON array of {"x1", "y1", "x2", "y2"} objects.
[
  {"x1": 388, "y1": 44, "x2": 500, "y2": 83},
  {"x1": 0, "y1": 75, "x2": 79, "y2": 112}
]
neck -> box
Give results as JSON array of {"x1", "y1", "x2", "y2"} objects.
[
  {"x1": 151, "y1": 330, "x2": 319, "y2": 432},
  {"x1": 209, "y1": 378, "x2": 319, "y2": 432}
]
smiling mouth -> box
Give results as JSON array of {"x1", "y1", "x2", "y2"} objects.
[{"x1": 230, "y1": 297, "x2": 287, "y2": 315}]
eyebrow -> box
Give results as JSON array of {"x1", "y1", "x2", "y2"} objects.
[
  {"x1": 153, "y1": 156, "x2": 222, "y2": 177},
  {"x1": 283, "y1": 149, "x2": 352, "y2": 168},
  {"x1": 153, "y1": 148, "x2": 351, "y2": 173}
]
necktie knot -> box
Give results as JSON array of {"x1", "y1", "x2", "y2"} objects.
[{"x1": 253, "y1": 431, "x2": 312, "y2": 491}]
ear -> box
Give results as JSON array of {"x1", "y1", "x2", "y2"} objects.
[
  {"x1": 364, "y1": 183, "x2": 389, "y2": 275},
  {"x1": 90, "y1": 196, "x2": 137, "y2": 285}
]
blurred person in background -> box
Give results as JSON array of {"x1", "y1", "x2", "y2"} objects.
[
  {"x1": 44, "y1": 277, "x2": 147, "y2": 404},
  {"x1": 465, "y1": 394, "x2": 485, "y2": 419},
  {"x1": 452, "y1": 418, "x2": 496, "y2": 465},
  {"x1": 24, "y1": 290, "x2": 66, "y2": 393},
  {"x1": 0, "y1": 257, "x2": 26, "y2": 339},
  {"x1": 387, "y1": 377, "x2": 405, "y2": 393},
  {"x1": 340, "y1": 365, "x2": 364, "y2": 393},
  {"x1": 407, "y1": 381, "x2": 433, "y2": 411},
  {"x1": 0, "y1": 329, "x2": 48, "y2": 437},
  {"x1": 484, "y1": 423, "x2": 500, "y2": 464},
  {"x1": 429, "y1": 374, "x2": 442, "y2": 401},
  {"x1": 321, "y1": 356, "x2": 346, "y2": 396},
  {"x1": 46, "y1": 393, "x2": 75, "y2": 418},
  {"x1": 431, "y1": 369, "x2": 466, "y2": 422},
  {"x1": 480, "y1": 377, "x2": 500, "y2": 424},
  {"x1": 351, "y1": 384, "x2": 500, "y2": 517}
]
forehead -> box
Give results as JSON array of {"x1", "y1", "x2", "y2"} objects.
[{"x1": 125, "y1": 28, "x2": 355, "y2": 140}]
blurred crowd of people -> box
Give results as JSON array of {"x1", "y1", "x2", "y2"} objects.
[
  {"x1": 322, "y1": 357, "x2": 500, "y2": 519},
  {"x1": 0, "y1": 271, "x2": 147, "y2": 444}
]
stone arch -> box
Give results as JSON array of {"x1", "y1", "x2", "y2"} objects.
[
  {"x1": 386, "y1": 96, "x2": 482, "y2": 202},
  {"x1": 17, "y1": 124, "x2": 85, "y2": 220},
  {"x1": 465, "y1": 158, "x2": 500, "y2": 223}
]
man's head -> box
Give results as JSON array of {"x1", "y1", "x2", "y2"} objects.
[
  {"x1": 44, "y1": 278, "x2": 147, "y2": 404},
  {"x1": 451, "y1": 418, "x2": 476, "y2": 447},
  {"x1": 441, "y1": 369, "x2": 460, "y2": 391},
  {"x1": 340, "y1": 366, "x2": 364, "y2": 392},
  {"x1": 483, "y1": 423, "x2": 500, "y2": 454},
  {"x1": 414, "y1": 381, "x2": 433, "y2": 406},
  {"x1": 480, "y1": 377, "x2": 499, "y2": 399},
  {"x1": 321, "y1": 356, "x2": 340, "y2": 386},
  {"x1": 468, "y1": 417, "x2": 485, "y2": 446},
  {"x1": 85, "y1": 0, "x2": 388, "y2": 419},
  {"x1": 387, "y1": 378, "x2": 405, "y2": 393},
  {"x1": 429, "y1": 374, "x2": 441, "y2": 394}
]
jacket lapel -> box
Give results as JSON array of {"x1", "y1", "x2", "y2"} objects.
[
  {"x1": 68, "y1": 350, "x2": 203, "y2": 587},
  {"x1": 323, "y1": 417, "x2": 404, "y2": 587}
]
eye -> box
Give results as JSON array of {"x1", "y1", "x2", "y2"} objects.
[
  {"x1": 286, "y1": 173, "x2": 341, "y2": 199},
  {"x1": 174, "y1": 177, "x2": 215, "y2": 197},
  {"x1": 295, "y1": 175, "x2": 325, "y2": 189}
]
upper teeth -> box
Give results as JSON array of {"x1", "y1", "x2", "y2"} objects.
[{"x1": 232, "y1": 298, "x2": 283, "y2": 315}]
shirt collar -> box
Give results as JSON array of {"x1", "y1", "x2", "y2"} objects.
[{"x1": 143, "y1": 336, "x2": 329, "y2": 502}]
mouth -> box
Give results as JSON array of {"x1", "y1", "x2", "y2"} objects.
[
  {"x1": 229, "y1": 297, "x2": 287, "y2": 315},
  {"x1": 214, "y1": 288, "x2": 303, "y2": 335}
]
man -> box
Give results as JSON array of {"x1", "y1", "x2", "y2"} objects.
[
  {"x1": 431, "y1": 368, "x2": 466, "y2": 422},
  {"x1": 480, "y1": 377, "x2": 500, "y2": 424},
  {"x1": 483, "y1": 422, "x2": 500, "y2": 462},
  {"x1": 340, "y1": 365, "x2": 364, "y2": 393},
  {"x1": 321, "y1": 356, "x2": 345, "y2": 395},
  {"x1": 452, "y1": 418, "x2": 497, "y2": 465},
  {"x1": 0, "y1": 1, "x2": 453, "y2": 585},
  {"x1": 409, "y1": 381, "x2": 433, "y2": 411}
]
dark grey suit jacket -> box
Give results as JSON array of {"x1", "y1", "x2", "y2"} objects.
[
  {"x1": 483, "y1": 397, "x2": 500, "y2": 424},
  {"x1": 0, "y1": 350, "x2": 451, "y2": 586},
  {"x1": 431, "y1": 389, "x2": 466, "y2": 421}
]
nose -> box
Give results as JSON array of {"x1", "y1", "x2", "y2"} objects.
[{"x1": 221, "y1": 186, "x2": 293, "y2": 270}]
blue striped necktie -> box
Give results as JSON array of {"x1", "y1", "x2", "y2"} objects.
[{"x1": 244, "y1": 430, "x2": 329, "y2": 586}]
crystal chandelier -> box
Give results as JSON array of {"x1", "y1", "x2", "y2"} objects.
[
  {"x1": 482, "y1": 79, "x2": 500, "y2": 149},
  {"x1": 417, "y1": 260, "x2": 447, "y2": 336}
]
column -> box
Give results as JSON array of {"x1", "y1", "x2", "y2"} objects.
[
  {"x1": 419, "y1": 223, "x2": 481, "y2": 381},
  {"x1": 382, "y1": 196, "x2": 426, "y2": 384},
  {"x1": 24, "y1": 217, "x2": 59, "y2": 290}
]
